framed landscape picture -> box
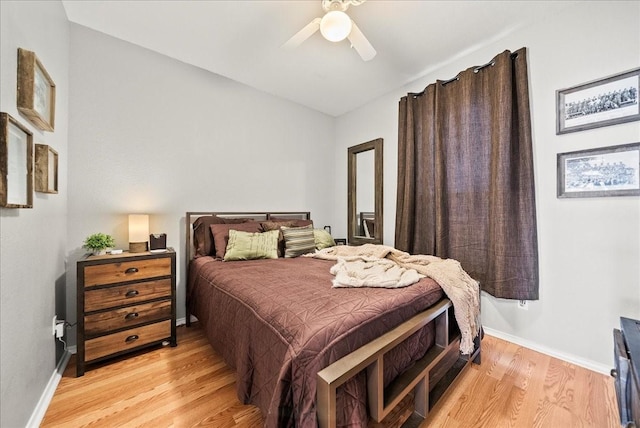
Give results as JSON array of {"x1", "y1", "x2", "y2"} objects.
[
  {"x1": 556, "y1": 68, "x2": 639, "y2": 134},
  {"x1": 557, "y1": 143, "x2": 640, "y2": 198}
]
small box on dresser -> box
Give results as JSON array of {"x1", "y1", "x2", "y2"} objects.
[{"x1": 76, "y1": 249, "x2": 176, "y2": 377}]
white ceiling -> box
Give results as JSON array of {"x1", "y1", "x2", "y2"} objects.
[{"x1": 61, "y1": 0, "x2": 577, "y2": 117}]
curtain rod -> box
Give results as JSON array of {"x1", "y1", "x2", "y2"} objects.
[{"x1": 408, "y1": 52, "x2": 519, "y2": 97}]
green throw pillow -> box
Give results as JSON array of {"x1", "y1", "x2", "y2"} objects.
[
  {"x1": 313, "y1": 229, "x2": 336, "y2": 250},
  {"x1": 224, "y1": 229, "x2": 279, "y2": 261}
]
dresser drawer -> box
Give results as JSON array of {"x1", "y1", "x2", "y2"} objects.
[
  {"x1": 85, "y1": 279, "x2": 172, "y2": 312},
  {"x1": 85, "y1": 320, "x2": 171, "y2": 362},
  {"x1": 84, "y1": 257, "x2": 171, "y2": 287},
  {"x1": 85, "y1": 300, "x2": 172, "y2": 336}
]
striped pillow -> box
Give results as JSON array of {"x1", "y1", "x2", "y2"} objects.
[{"x1": 281, "y1": 225, "x2": 316, "y2": 258}]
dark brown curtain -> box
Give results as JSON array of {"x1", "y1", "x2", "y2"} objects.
[{"x1": 395, "y1": 47, "x2": 538, "y2": 300}]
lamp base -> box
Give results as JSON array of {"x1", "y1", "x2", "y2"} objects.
[{"x1": 129, "y1": 242, "x2": 148, "y2": 253}]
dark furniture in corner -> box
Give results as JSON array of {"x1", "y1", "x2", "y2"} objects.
[
  {"x1": 76, "y1": 249, "x2": 176, "y2": 376},
  {"x1": 613, "y1": 317, "x2": 640, "y2": 427}
]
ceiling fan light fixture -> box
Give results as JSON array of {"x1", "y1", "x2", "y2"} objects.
[{"x1": 320, "y1": 10, "x2": 352, "y2": 42}]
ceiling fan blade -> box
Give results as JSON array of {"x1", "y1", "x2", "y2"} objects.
[
  {"x1": 347, "y1": 20, "x2": 376, "y2": 61},
  {"x1": 282, "y1": 18, "x2": 321, "y2": 49}
]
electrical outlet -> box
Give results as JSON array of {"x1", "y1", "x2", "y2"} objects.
[
  {"x1": 55, "y1": 321, "x2": 65, "y2": 339},
  {"x1": 52, "y1": 315, "x2": 57, "y2": 335},
  {"x1": 518, "y1": 300, "x2": 528, "y2": 310}
]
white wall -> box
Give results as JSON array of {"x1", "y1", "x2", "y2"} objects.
[
  {"x1": 334, "y1": 1, "x2": 640, "y2": 369},
  {"x1": 67, "y1": 24, "x2": 336, "y2": 335},
  {"x1": 0, "y1": 1, "x2": 69, "y2": 426}
]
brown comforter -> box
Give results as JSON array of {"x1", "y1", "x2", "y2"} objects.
[{"x1": 188, "y1": 256, "x2": 444, "y2": 427}]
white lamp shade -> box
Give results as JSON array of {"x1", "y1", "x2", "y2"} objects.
[
  {"x1": 128, "y1": 214, "x2": 149, "y2": 243},
  {"x1": 320, "y1": 10, "x2": 352, "y2": 42}
]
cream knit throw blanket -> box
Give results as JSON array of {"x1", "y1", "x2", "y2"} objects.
[{"x1": 309, "y1": 244, "x2": 480, "y2": 355}]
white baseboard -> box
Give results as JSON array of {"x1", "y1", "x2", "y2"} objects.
[
  {"x1": 483, "y1": 327, "x2": 611, "y2": 375},
  {"x1": 26, "y1": 350, "x2": 71, "y2": 428}
]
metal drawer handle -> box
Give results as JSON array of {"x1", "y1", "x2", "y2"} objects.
[
  {"x1": 125, "y1": 312, "x2": 139, "y2": 320},
  {"x1": 125, "y1": 335, "x2": 139, "y2": 343},
  {"x1": 125, "y1": 267, "x2": 139, "y2": 274},
  {"x1": 125, "y1": 290, "x2": 139, "y2": 298}
]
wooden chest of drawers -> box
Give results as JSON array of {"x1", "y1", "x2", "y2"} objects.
[{"x1": 76, "y1": 249, "x2": 176, "y2": 376}]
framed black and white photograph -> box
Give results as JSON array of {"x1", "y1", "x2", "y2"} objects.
[
  {"x1": 557, "y1": 143, "x2": 640, "y2": 198},
  {"x1": 556, "y1": 68, "x2": 639, "y2": 134}
]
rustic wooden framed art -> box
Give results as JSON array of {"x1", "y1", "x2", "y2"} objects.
[
  {"x1": 1, "y1": 113, "x2": 34, "y2": 208},
  {"x1": 557, "y1": 142, "x2": 640, "y2": 198},
  {"x1": 17, "y1": 48, "x2": 56, "y2": 132},
  {"x1": 556, "y1": 68, "x2": 640, "y2": 135},
  {"x1": 34, "y1": 144, "x2": 58, "y2": 194}
]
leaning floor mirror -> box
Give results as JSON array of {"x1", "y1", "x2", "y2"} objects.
[{"x1": 348, "y1": 138, "x2": 383, "y2": 245}]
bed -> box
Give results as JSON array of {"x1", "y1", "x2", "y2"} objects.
[{"x1": 185, "y1": 211, "x2": 481, "y2": 428}]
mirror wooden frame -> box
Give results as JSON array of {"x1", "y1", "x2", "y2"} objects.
[{"x1": 348, "y1": 138, "x2": 383, "y2": 245}]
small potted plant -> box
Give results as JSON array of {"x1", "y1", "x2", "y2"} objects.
[{"x1": 83, "y1": 232, "x2": 115, "y2": 256}]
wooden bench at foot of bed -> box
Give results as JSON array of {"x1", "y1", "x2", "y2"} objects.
[{"x1": 317, "y1": 298, "x2": 481, "y2": 428}]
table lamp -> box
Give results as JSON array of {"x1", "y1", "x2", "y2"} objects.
[{"x1": 128, "y1": 214, "x2": 149, "y2": 253}]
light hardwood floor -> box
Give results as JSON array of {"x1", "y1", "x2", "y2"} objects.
[{"x1": 42, "y1": 324, "x2": 620, "y2": 427}]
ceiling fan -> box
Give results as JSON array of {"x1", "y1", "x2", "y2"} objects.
[{"x1": 283, "y1": 0, "x2": 376, "y2": 61}]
